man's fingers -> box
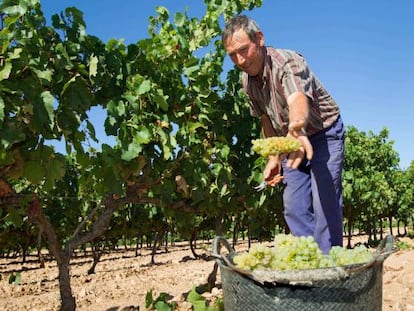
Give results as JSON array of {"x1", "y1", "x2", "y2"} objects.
[
  {"x1": 303, "y1": 139, "x2": 313, "y2": 160},
  {"x1": 286, "y1": 149, "x2": 305, "y2": 169},
  {"x1": 263, "y1": 155, "x2": 281, "y2": 180},
  {"x1": 268, "y1": 174, "x2": 284, "y2": 186},
  {"x1": 298, "y1": 136, "x2": 313, "y2": 160}
]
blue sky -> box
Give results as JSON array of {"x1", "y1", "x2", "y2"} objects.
[{"x1": 40, "y1": 1, "x2": 414, "y2": 169}]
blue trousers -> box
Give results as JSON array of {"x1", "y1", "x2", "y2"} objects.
[{"x1": 282, "y1": 116, "x2": 345, "y2": 253}]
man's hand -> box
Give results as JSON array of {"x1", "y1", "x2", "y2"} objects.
[
  {"x1": 263, "y1": 154, "x2": 284, "y2": 186},
  {"x1": 286, "y1": 129, "x2": 313, "y2": 168}
]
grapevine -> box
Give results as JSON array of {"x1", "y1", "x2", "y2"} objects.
[
  {"x1": 233, "y1": 234, "x2": 374, "y2": 271},
  {"x1": 252, "y1": 137, "x2": 301, "y2": 157}
]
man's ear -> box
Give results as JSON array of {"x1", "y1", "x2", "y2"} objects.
[{"x1": 256, "y1": 31, "x2": 265, "y2": 46}]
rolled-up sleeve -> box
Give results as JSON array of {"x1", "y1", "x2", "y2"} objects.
[{"x1": 280, "y1": 52, "x2": 314, "y2": 102}]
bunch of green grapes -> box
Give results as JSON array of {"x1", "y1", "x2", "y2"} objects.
[
  {"x1": 252, "y1": 137, "x2": 301, "y2": 157},
  {"x1": 233, "y1": 234, "x2": 374, "y2": 271},
  {"x1": 271, "y1": 235, "x2": 326, "y2": 270},
  {"x1": 233, "y1": 235, "x2": 327, "y2": 271},
  {"x1": 329, "y1": 244, "x2": 374, "y2": 266},
  {"x1": 233, "y1": 244, "x2": 276, "y2": 270}
]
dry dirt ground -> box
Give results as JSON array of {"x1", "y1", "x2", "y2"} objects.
[{"x1": 0, "y1": 235, "x2": 413, "y2": 311}]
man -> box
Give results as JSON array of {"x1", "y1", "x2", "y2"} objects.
[{"x1": 222, "y1": 15, "x2": 345, "y2": 253}]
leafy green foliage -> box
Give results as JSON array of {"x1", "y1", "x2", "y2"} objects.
[
  {"x1": 145, "y1": 289, "x2": 177, "y2": 311},
  {"x1": 187, "y1": 286, "x2": 222, "y2": 311},
  {"x1": 0, "y1": 0, "x2": 265, "y2": 222},
  {"x1": 8, "y1": 272, "x2": 21, "y2": 285},
  {"x1": 342, "y1": 126, "x2": 411, "y2": 240},
  {"x1": 395, "y1": 240, "x2": 413, "y2": 250},
  {"x1": 144, "y1": 287, "x2": 223, "y2": 311}
]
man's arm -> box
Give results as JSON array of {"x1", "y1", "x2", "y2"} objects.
[
  {"x1": 286, "y1": 91, "x2": 313, "y2": 167},
  {"x1": 287, "y1": 91, "x2": 309, "y2": 135}
]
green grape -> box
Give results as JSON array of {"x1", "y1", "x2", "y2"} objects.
[
  {"x1": 233, "y1": 234, "x2": 374, "y2": 272},
  {"x1": 252, "y1": 137, "x2": 301, "y2": 157},
  {"x1": 319, "y1": 255, "x2": 336, "y2": 268}
]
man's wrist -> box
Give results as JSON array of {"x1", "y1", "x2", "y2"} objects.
[
  {"x1": 288, "y1": 118, "x2": 307, "y2": 136},
  {"x1": 288, "y1": 118, "x2": 306, "y2": 131}
]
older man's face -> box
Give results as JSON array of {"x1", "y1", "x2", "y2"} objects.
[{"x1": 224, "y1": 28, "x2": 265, "y2": 77}]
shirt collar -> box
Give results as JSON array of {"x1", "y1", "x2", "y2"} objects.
[{"x1": 249, "y1": 47, "x2": 268, "y2": 87}]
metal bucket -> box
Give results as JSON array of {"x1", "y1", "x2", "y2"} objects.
[{"x1": 212, "y1": 235, "x2": 393, "y2": 311}]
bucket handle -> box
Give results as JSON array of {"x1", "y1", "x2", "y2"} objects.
[
  {"x1": 212, "y1": 236, "x2": 255, "y2": 278},
  {"x1": 374, "y1": 234, "x2": 395, "y2": 261},
  {"x1": 212, "y1": 236, "x2": 235, "y2": 260}
]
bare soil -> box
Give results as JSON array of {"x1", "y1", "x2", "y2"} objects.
[{"x1": 0, "y1": 235, "x2": 413, "y2": 311}]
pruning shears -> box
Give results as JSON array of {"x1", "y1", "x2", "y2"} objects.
[{"x1": 253, "y1": 174, "x2": 283, "y2": 191}]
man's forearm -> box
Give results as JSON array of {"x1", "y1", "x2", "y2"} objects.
[{"x1": 287, "y1": 91, "x2": 309, "y2": 130}]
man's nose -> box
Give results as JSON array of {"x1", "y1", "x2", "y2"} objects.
[{"x1": 234, "y1": 53, "x2": 245, "y2": 66}]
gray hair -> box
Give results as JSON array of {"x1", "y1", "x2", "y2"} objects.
[{"x1": 222, "y1": 15, "x2": 262, "y2": 44}]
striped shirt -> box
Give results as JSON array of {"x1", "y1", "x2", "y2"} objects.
[{"x1": 242, "y1": 47, "x2": 340, "y2": 136}]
